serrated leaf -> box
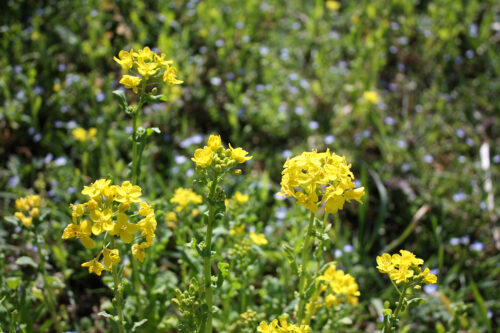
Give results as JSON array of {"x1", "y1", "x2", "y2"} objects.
[{"x1": 16, "y1": 256, "x2": 37, "y2": 268}]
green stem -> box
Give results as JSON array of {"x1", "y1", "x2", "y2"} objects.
[
  {"x1": 391, "y1": 284, "x2": 408, "y2": 330},
  {"x1": 296, "y1": 211, "x2": 316, "y2": 325},
  {"x1": 111, "y1": 238, "x2": 125, "y2": 333},
  {"x1": 203, "y1": 179, "x2": 219, "y2": 333},
  {"x1": 34, "y1": 229, "x2": 62, "y2": 333}
]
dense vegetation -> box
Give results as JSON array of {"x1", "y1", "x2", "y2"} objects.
[{"x1": 1, "y1": 0, "x2": 499, "y2": 332}]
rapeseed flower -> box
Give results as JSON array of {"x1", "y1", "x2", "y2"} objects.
[
  {"x1": 114, "y1": 46, "x2": 182, "y2": 93},
  {"x1": 14, "y1": 195, "x2": 41, "y2": 226},
  {"x1": 191, "y1": 134, "x2": 252, "y2": 171},
  {"x1": 317, "y1": 263, "x2": 360, "y2": 306},
  {"x1": 72, "y1": 127, "x2": 97, "y2": 143},
  {"x1": 279, "y1": 150, "x2": 364, "y2": 214},
  {"x1": 63, "y1": 178, "x2": 157, "y2": 276},
  {"x1": 376, "y1": 250, "x2": 437, "y2": 285},
  {"x1": 257, "y1": 317, "x2": 311, "y2": 333},
  {"x1": 363, "y1": 90, "x2": 379, "y2": 104},
  {"x1": 170, "y1": 187, "x2": 202, "y2": 212},
  {"x1": 250, "y1": 232, "x2": 268, "y2": 246}
]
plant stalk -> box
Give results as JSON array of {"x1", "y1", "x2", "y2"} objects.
[
  {"x1": 296, "y1": 211, "x2": 316, "y2": 324},
  {"x1": 203, "y1": 179, "x2": 219, "y2": 333}
]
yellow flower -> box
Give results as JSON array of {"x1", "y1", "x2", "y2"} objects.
[
  {"x1": 163, "y1": 64, "x2": 183, "y2": 86},
  {"x1": 279, "y1": 150, "x2": 363, "y2": 214},
  {"x1": 139, "y1": 201, "x2": 154, "y2": 216},
  {"x1": 363, "y1": 90, "x2": 379, "y2": 104},
  {"x1": 257, "y1": 317, "x2": 311, "y2": 333},
  {"x1": 102, "y1": 248, "x2": 121, "y2": 270},
  {"x1": 110, "y1": 213, "x2": 139, "y2": 243},
  {"x1": 113, "y1": 49, "x2": 134, "y2": 70},
  {"x1": 420, "y1": 268, "x2": 438, "y2": 285},
  {"x1": 136, "y1": 59, "x2": 159, "y2": 79},
  {"x1": 376, "y1": 253, "x2": 394, "y2": 274},
  {"x1": 81, "y1": 258, "x2": 105, "y2": 276},
  {"x1": 233, "y1": 191, "x2": 249, "y2": 205},
  {"x1": 82, "y1": 179, "x2": 112, "y2": 200},
  {"x1": 317, "y1": 263, "x2": 360, "y2": 305},
  {"x1": 119, "y1": 75, "x2": 142, "y2": 93},
  {"x1": 250, "y1": 232, "x2": 268, "y2": 246},
  {"x1": 229, "y1": 144, "x2": 252, "y2": 164},
  {"x1": 229, "y1": 224, "x2": 245, "y2": 236},
  {"x1": 72, "y1": 127, "x2": 97, "y2": 143},
  {"x1": 192, "y1": 146, "x2": 213, "y2": 168},
  {"x1": 134, "y1": 47, "x2": 154, "y2": 62},
  {"x1": 115, "y1": 181, "x2": 142, "y2": 204},
  {"x1": 208, "y1": 134, "x2": 222, "y2": 151},
  {"x1": 326, "y1": 0, "x2": 341, "y2": 11},
  {"x1": 14, "y1": 212, "x2": 32, "y2": 226},
  {"x1": 132, "y1": 243, "x2": 147, "y2": 263},
  {"x1": 389, "y1": 264, "x2": 414, "y2": 283},
  {"x1": 89, "y1": 208, "x2": 114, "y2": 235},
  {"x1": 138, "y1": 213, "x2": 157, "y2": 243},
  {"x1": 62, "y1": 220, "x2": 94, "y2": 249},
  {"x1": 170, "y1": 187, "x2": 203, "y2": 212}
]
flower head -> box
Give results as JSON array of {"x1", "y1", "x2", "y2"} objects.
[
  {"x1": 170, "y1": 187, "x2": 202, "y2": 212},
  {"x1": 63, "y1": 179, "x2": 156, "y2": 276},
  {"x1": 376, "y1": 250, "x2": 438, "y2": 285},
  {"x1": 279, "y1": 150, "x2": 364, "y2": 213},
  {"x1": 119, "y1": 75, "x2": 142, "y2": 93}
]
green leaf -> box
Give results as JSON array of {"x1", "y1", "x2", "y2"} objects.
[
  {"x1": 470, "y1": 279, "x2": 492, "y2": 333},
  {"x1": 98, "y1": 311, "x2": 116, "y2": 321},
  {"x1": 4, "y1": 216, "x2": 19, "y2": 225},
  {"x1": 6, "y1": 277, "x2": 21, "y2": 289},
  {"x1": 132, "y1": 319, "x2": 148, "y2": 331},
  {"x1": 112, "y1": 90, "x2": 128, "y2": 113},
  {"x1": 282, "y1": 243, "x2": 298, "y2": 274},
  {"x1": 16, "y1": 256, "x2": 37, "y2": 268}
]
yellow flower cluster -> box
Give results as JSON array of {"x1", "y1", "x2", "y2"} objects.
[
  {"x1": 72, "y1": 127, "x2": 97, "y2": 143},
  {"x1": 62, "y1": 179, "x2": 157, "y2": 275},
  {"x1": 14, "y1": 195, "x2": 41, "y2": 226},
  {"x1": 258, "y1": 317, "x2": 311, "y2": 333},
  {"x1": 191, "y1": 135, "x2": 252, "y2": 170},
  {"x1": 170, "y1": 187, "x2": 202, "y2": 212},
  {"x1": 114, "y1": 46, "x2": 183, "y2": 93},
  {"x1": 317, "y1": 263, "x2": 360, "y2": 306},
  {"x1": 279, "y1": 149, "x2": 364, "y2": 213},
  {"x1": 376, "y1": 250, "x2": 437, "y2": 285},
  {"x1": 249, "y1": 232, "x2": 268, "y2": 246}
]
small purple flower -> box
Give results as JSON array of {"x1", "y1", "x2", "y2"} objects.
[
  {"x1": 343, "y1": 244, "x2": 354, "y2": 253},
  {"x1": 470, "y1": 241, "x2": 484, "y2": 252},
  {"x1": 449, "y1": 237, "x2": 460, "y2": 246},
  {"x1": 424, "y1": 284, "x2": 437, "y2": 295}
]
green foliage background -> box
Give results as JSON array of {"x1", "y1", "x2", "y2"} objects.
[{"x1": 0, "y1": 0, "x2": 499, "y2": 332}]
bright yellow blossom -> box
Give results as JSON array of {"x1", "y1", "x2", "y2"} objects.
[
  {"x1": 363, "y1": 90, "x2": 379, "y2": 104},
  {"x1": 64, "y1": 178, "x2": 156, "y2": 276},
  {"x1": 72, "y1": 127, "x2": 97, "y2": 143},
  {"x1": 279, "y1": 150, "x2": 364, "y2": 213},
  {"x1": 170, "y1": 187, "x2": 202, "y2": 212},
  {"x1": 81, "y1": 258, "x2": 105, "y2": 276},
  {"x1": 250, "y1": 232, "x2": 268, "y2": 246},
  {"x1": 113, "y1": 49, "x2": 134, "y2": 70},
  {"x1": 229, "y1": 144, "x2": 252, "y2": 163},
  {"x1": 119, "y1": 75, "x2": 142, "y2": 93},
  {"x1": 233, "y1": 191, "x2": 249, "y2": 205},
  {"x1": 376, "y1": 250, "x2": 437, "y2": 285},
  {"x1": 326, "y1": 0, "x2": 341, "y2": 11},
  {"x1": 208, "y1": 135, "x2": 222, "y2": 151},
  {"x1": 192, "y1": 146, "x2": 214, "y2": 168},
  {"x1": 14, "y1": 195, "x2": 41, "y2": 226},
  {"x1": 163, "y1": 64, "x2": 183, "y2": 86}
]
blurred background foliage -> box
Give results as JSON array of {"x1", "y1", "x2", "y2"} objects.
[{"x1": 1, "y1": 0, "x2": 499, "y2": 331}]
